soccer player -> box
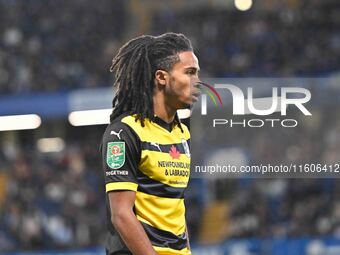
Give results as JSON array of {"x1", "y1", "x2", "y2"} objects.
[{"x1": 101, "y1": 33, "x2": 200, "y2": 255}]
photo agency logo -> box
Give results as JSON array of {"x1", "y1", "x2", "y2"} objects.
[{"x1": 198, "y1": 82, "x2": 312, "y2": 128}]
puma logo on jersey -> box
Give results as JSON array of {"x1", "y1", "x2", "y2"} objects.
[
  {"x1": 150, "y1": 142, "x2": 162, "y2": 152},
  {"x1": 110, "y1": 129, "x2": 123, "y2": 139}
]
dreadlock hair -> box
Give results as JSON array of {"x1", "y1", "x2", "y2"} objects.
[{"x1": 109, "y1": 32, "x2": 193, "y2": 131}]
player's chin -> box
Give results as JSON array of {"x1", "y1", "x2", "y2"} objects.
[
  {"x1": 180, "y1": 99, "x2": 196, "y2": 109},
  {"x1": 176, "y1": 96, "x2": 199, "y2": 109}
]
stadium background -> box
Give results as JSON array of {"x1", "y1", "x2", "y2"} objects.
[{"x1": 0, "y1": 0, "x2": 339, "y2": 254}]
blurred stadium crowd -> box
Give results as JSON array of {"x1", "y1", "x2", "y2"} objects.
[
  {"x1": 0, "y1": 128, "x2": 107, "y2": 250},
  {"x1": 0, "y1": 0, "x2": 339, "y2": 252},
  {"x1": 0, "y1": 0, "x2": 126, "y2": 93},
  {"x1": 0, "y1": 0, "x2": 339, "y2": 94},
  {"x1": 205, "y1": 106, "x2": 340, "y2": 240}
]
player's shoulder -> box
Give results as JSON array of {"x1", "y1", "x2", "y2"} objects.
[{"x1": 102, "y1": 114, "x2": 138, "y2": 142}]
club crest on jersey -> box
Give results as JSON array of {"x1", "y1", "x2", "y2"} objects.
[
  {"x1": 106, "y1": 142, "x2": 125, "y2": 169},
  {"x1": 181, "y1": 139, "x2": 191, "y2": 158}
]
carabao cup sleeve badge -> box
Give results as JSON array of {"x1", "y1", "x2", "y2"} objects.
[{"x1": 106, "y1": 142, "x2": 125, "y2": 169}]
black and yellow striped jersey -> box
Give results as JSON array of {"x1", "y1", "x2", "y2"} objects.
[{"x1": 101, "y1": 114, "x2": 191, "y2": 255}]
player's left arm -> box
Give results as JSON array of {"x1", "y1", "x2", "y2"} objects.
[{"x1": 186, "y1": 221, "x2": 191, "y2": 250}]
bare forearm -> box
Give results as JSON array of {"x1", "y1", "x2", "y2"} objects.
[
  {"x1": 185, "y1": 222, "x2": 191, "y2": 251},
  {"x1": 113, "y1": 211, "x2": 157, "y2": 255}
]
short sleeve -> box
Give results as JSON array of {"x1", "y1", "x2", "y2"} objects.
[{"x1": 101, "y1": 121, "x2": 140, "y2": 193}]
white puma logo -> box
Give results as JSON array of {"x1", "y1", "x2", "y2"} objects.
[
  {"x1": 110, "y1": 129, "x2": 123, "y2": 139},
  {"x1": 150, "y1": 142, "x2": 162, "y2": 152}
]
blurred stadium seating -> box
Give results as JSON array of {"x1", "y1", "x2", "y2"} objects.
[{"x1": 0, "y1": 0, "x2": 339, "y2": 254}]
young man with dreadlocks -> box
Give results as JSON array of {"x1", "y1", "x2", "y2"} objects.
[{"x1": 101, "y1": 32, "x2": 201, "y2": 255}]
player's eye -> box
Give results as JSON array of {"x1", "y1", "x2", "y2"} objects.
[{"x1": 187, "y1": 70, "x2": 196, "y2": 75}]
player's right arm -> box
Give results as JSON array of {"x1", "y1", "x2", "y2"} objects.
[
  {"x1": 108, "y1": 191, "x2": 157, "y2": 255},
  {"x1": 102, "y1": 122, "x2": 157, "y2": 255}
]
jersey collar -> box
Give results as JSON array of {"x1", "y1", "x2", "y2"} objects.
[{"x1": 153, "y1": 116, "x2": 176, "y2": 132}]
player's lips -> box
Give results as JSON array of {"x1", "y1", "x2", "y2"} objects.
[
  {"x1": 192, "y1": 82, "x2": 203, "y2": 100},
  {"x1": 191, "y1": 90, "x2": 201, "y2": 102}
]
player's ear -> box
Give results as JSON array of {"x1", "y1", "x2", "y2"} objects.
[{"x1": 154, "y1": 70, "x2": 168, "y2": 87}]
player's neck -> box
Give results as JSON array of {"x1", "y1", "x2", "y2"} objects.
[{"x1": 153, "y1": 97, "x2": 176, "y2": 124}]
